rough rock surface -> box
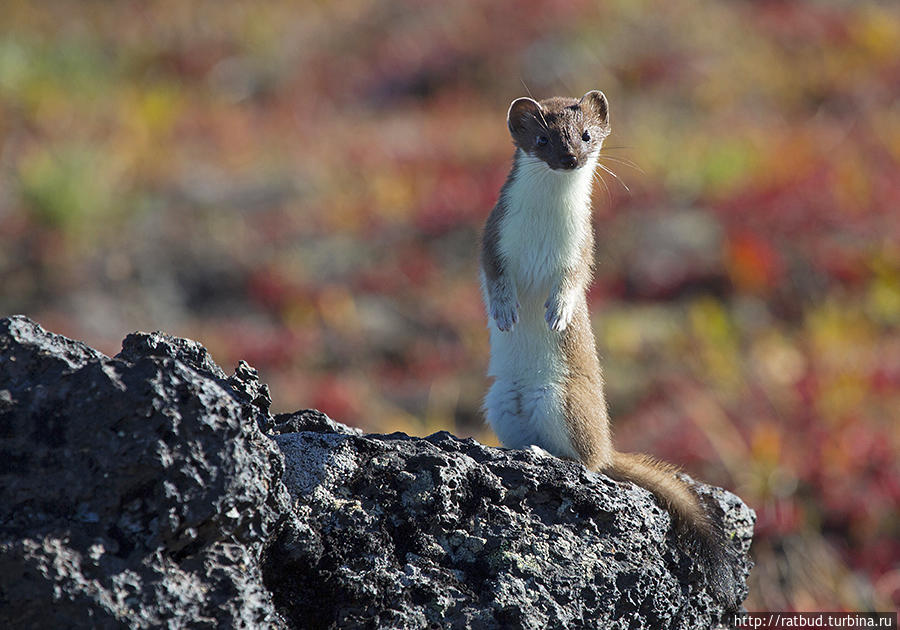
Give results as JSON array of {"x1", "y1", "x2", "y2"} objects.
[
  {"x1": 0, "y1": 316, "x2": 754, "y2": 629},
  {"x1": 0, "y1": 316, "x2": 290, "y2": 629}
]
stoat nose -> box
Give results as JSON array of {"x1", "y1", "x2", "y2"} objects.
[{"x1": 560, "y1": 154, "x2": 577, "y2": 169}]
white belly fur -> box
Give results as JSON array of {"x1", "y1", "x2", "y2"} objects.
[{"x1": 483, "y1": 153, "x2": 596, "y2": 459}]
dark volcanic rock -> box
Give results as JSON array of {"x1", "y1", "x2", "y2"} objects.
[
  {"x1": 268, "y1": 408, "x2": 363, "y2": 437},
  {"x1": 0, "y1": 316, "x2": 754, "y2": 629},
  {"x1": 0, "y1": 316, "x2": 291, "y2": 629},
  {"x1": 266, "y1": 433, "x2": 753, "y2": 630}
]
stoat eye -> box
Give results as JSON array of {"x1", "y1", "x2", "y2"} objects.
[
  {"x1": 536, "y1": 135, "x2": 548, "y2": 147},
  {"x1": 582, "y1": 130, "x2": 591, "y2": 142}
]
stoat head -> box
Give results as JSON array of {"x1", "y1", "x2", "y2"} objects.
[{"x1": 507, "y1": 90, "x2": 610, "y2": 171}]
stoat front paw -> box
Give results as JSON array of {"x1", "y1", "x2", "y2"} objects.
[
  {"x1": 491, "y1": 298, "x2": 519, "y2": 332},
  {"x1": 544, "y1": 292, "x2": 575, "y2": 332},
  {"x1": 487, "y1": 277, "x2": 519, "y2": 331}
]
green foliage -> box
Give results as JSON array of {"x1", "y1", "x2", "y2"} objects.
[{"x1": 18, "y1": 146, "x2": 114, "y2": 229}]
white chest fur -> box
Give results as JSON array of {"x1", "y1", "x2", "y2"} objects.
[
  {"x1": 483, "y1": 153, "x2": 597, "y2": 459},
  {"x1": 499, "y1": 154, "x2": 595, "y2": 298}
]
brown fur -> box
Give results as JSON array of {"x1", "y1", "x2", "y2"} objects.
[
  {"x1": 480, "y1": 160, "x2": 516, "y2": 284},
  {"x1": 558, "y1": 228, "x2": 611, "y2": 470},
  {"x1": 607, "y1": 452, "x2": 706, "y2": 530}
]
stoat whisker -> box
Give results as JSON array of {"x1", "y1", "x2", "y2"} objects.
[
  {"x1": 597, "y1": 162, "x2": 631, "y2": 194},
  {"x1": 592, "y1": 169, "x2": 612, "y2": 208},
  {"x1": 598, "y1": 154, "x2": 645, "y2": 173},
  {"x1": 516, "y1": 162, "x2": 552, "y2": 181},
  {"x1": 520, "y1": 78, "x2": 552, "y2": 133}
]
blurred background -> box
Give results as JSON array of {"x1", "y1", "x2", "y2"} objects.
[{"x1": 1, "y1": 0, "x2": 898, "y2": 612}]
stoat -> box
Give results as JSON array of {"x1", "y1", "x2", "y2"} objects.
[{"x1": 480, "y1": 90, "x2": 738, "y2": 608}]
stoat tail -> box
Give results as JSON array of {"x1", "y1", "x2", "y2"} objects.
[{"x1": 606, "y1": 451, "x2": 739, "y2": 610}]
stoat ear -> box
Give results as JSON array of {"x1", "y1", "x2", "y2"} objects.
[
  {"x1": 580, "y1": 90, "x2": 609, "y2": 125},
  {"x1": 507, "y1": 97, "x2": 542, "y2": 135}
]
